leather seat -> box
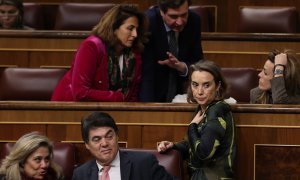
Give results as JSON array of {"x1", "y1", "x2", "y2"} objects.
[
  {"x1": 190, "y1": 5, "x2": 217, "y2": 32},
  {"x1": 0, "y1": 67, "x2": 68, "y2": 100},
  {"x1": 23, "y1": 3, "x2": 45, "y2": 29},
  {"x1": 238, "y1": 6, "x2": 299, "y2": 33},
  {"x1": 222, "y1": 68, "x2": 259, "y2": 103},
  {"x1": 0, "y1": 142, "x2": 77, "y2": 180},
  {"x1": 54, "y1": 3, "x2": 115, "y2": 30}
]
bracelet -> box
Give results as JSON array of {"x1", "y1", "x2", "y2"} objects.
[
  {"x1": 274, "y1": 64, "x2": 286, "y2": 69},
  {"x1": 274, "y1": 68, "x2": 284, "y2": 76}
]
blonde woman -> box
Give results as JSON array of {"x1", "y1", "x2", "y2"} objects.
[{"x1": 0, "y1": 132, "x2": 63, "y2": 180}]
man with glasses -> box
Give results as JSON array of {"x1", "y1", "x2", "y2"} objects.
[
  {"x1": 140, "y1": 0, "x2": 204, "y2": 102},
  {"x1": 72, "y1": 112, "x2": 176, "y2": 180}
]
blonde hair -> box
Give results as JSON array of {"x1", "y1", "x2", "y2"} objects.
[{"x1": 0, "y1": 132, "x2": 63, "y2": 180}]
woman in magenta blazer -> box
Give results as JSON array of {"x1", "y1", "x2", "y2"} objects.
[{"x1": 51, "y1": 4, "x2": 148, "y2": 102}]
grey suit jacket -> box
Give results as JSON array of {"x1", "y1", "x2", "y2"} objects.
[{"x1": 72, "y1": 150, "x2": 176, "y2": 180}]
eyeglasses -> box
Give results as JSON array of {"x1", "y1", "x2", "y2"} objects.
[{"x1": 0, "y1": 10, "x2": 19, "y2": 17}]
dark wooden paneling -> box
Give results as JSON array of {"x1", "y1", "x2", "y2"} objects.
[
  {"x1": 2, "y1": 31, "x2": 300, "y2": 69},
  {"x1": 1, "y1": 102, "x2": 300, "y2": 179},
  {"x1": 255, "y1": 145, "x2": 300, "y2": 179}
]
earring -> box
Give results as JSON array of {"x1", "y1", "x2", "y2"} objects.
[{"x1": 216, "y1": 90, "x2": 220, "y2": 98}]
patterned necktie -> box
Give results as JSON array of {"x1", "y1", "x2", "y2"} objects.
[
  {"x1": 168, "y1": 30, "x2": 178, "y2": 57},
  {"x1": 166, "y1": 30, "x2": 178, "y2": 102},
  {"x1": 100, "y1": 166, "x2": 110, "y2": 180}
]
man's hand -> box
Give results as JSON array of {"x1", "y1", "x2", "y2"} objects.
[{"x1": 158, "y1": 52, "x2": 187, "y2": 74}]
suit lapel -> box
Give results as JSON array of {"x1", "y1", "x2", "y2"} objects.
[
  {"x1": 89, "y1": 160, "x2": 100, "y2": 180},
  {"x1": 120, "y1": 150, "x2": 133, "y2": 180}
]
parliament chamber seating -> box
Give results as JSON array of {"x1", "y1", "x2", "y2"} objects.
[
  {"x1": 23, "y1": 3, "x2": 45, "y2": 29},
  {"x1": 0, "y1": 142, "x2": 77, "y2": 180},
  {"x1": 190, "y1": 5, "x2": 217, "y2": 32},
  {"x1": 54, "y1": 3, "x2": 115, "y2": 30},
  {"x1": 0, "y1": 142, "x2": 183, "y2": 180},
  {"x1": 221, "y1": 67, "x2": 259, "y2": 103},
  {"x1": 238, "y1": 6, "x2": 299, "y2": 33},
  {"x1": 0, "y1": 67, "x2": 68, "y2": 100}
]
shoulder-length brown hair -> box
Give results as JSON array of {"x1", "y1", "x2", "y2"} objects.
[
  {"x1": 91, "y1": 4, "x2": 148, "y2": 52},
  {"x1": 187, "y1": 60, "x2": 228, "y2": 104},
  {"x1": 257, "y1": 49, "x2": 300, "y2": 103}
]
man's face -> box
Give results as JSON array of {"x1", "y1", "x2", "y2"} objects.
[
  {"x1": 160, "y1": 1, "x2": 189, "y2": 32},
  {"x1": 85, "y1": 126, "x2": 119, "y2": 166}
]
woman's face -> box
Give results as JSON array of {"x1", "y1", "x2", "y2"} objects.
[
  {"x1": 114, "y1": 16, "x2": 139, "y2": 48},
  {"x1": 0, "y1": 4, "x2": 19, "y2": 29},
  {"x1": 23, "y1": 146, "x2": 51, "y2": 179},
  {"x1": 191, "y1": 70, "x2": 219, "y2": 110},
  {"x1": 258, "y1": 60, "x2": 274, "y2": 91}
]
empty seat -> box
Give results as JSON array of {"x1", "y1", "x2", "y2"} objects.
[
  {"x1": 238, "y1": 6, "x2": 299, "y2": 33},
  {"x1": 222, "y1": 68, "x2": 259, "y2": 103},
  {"x1": 0, "y1": 67, "x2": 68, "y2": 100},
  {"x1": 190, "y1": 5, "x2": 217, "y2": 32},
  {"x1": 54, "y1": 3, "x2": 115, "y2": 30},
  {"x1": 23, "y1": 3, "x2": 45, "y2": 29},
  {"x1": 0, "y1": 142, "x2": 77, "y2": 180}
]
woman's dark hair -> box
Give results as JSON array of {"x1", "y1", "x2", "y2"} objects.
[
  {"x1": 0, "y1": 0, "x2": 24, "y2": 29},
  {"x1": 187, "y1": 60, "x2": 228, "y2": 103},
  {"x1": 92, "y1": 4, "x2": 148, "y2": 52}
]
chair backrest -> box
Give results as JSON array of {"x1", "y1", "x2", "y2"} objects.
[
  {"x1": 54, "y1": 3, "x2": 115, "y2": 30},
  {"x1": 190, "y1": 5, "x2": 217, "y2": 32},
  {"x1": 0, "y1": 142, "x2": 76, "y2": 180},
  {"x1": 23, "y1": 3, "x2": 45, "y2": 29},
  {"x1": 122, "y1": 148, "x2": 183, "y2": 179},
  {"x1": 0, "y1": 67, "x2": 68, "y2": 100},
  {"x1": 238, "y1": 6, "x2": 299, "y2": 33},
  {"x1": 221, "y1": 68, "x2": 259, "y2": 103}
]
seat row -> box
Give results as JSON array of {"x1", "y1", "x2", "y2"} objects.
[
  {"x1": 23, "y1": 3, "x2": 300, "y2": 33},
  {"x1": 0, "y1": 67, "x2": 258, "y2": 103},
  {"x1": 23, "y1": 3, "x2": 216, "y2": 32},
  {"x1": 0, "y1": 142, "x2": 183, "y2": 180}
]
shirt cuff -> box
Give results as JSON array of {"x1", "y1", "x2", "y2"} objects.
[{"x1": 179, "y1": 62, "x2": 188, "y2": 77}]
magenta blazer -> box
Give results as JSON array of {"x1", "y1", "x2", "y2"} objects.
[{"x1": 51, "y1": 35, "x2": 141, "y2": 102}]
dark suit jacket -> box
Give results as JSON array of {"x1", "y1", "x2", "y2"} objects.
[
  {"x1": 72, "y1": 150, "x2": 175, "y2": 180},
  {"x1": 140, "y1": 6, "x2": 204, "y2": 102}
]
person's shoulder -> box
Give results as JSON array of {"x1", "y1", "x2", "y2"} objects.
[
  {"x1": 74, "y1": 159, "x2": 96, "y2": 172},
  {"x1": 84, "y1": 35, "x2": 103, "y2": 44},
  {"x1": 250, "y1": 87, "x2": 262, "y2": 98},
  {"x1": 145, "y1": 6, "x2": 160, "y2": 20},
  {"x1": 188, "y1": 9, "x2": 201, "y2": 22},
  {"x1": 121, "y1": 150, "x2": 156, "y2": 161},
  {"x1": 80, "y1": 35, "x2": 106, "y2": 52},
  {"x1": 207, "y1": 100, "x2": 231, "y2": 116}
]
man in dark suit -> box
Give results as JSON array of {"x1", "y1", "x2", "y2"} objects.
[
  {"x1": 72, "y1": 112, "x2": 175, "y2": 180},
  {"x1": 140, "y1": 0, "x2": 204, "y2": 102}
]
